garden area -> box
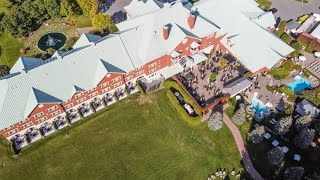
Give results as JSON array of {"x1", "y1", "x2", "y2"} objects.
[
  {"x1": 0, "y1": 91, "x2": 245, "y2": 179},
  {"x1": 0, "y1": 32, "x2": 23, "y2": 68},
  {"x1": 269, "y1": 60, "x2": 302, "y2": 80},
  {"x1": 225, "y1": 95, "x2": 320, "y2": 179}
]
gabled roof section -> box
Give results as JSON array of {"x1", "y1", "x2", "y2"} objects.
[
  {"x1": 124, "y1": 0, "x2": 161, "y2": 18},
  {"x1": 100, "y1": 60, "x2": 126, "y2": 74},
  {"x1": 31, "y1": 87, "x2": 63, "y2": 104},
  {"x1": 10, "y1": 57, "x2": 43, "y2": 74},
  {"x1": 74, "y1": 85, "x2": 86, "y2": 92},
  {"x1": 73, "y1": 33, "x2": 101, "y2": 49}
]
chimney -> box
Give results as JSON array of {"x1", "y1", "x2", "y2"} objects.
[
  {"x1": 188, "y1": 14, "x2": 196, "y2": 29},
  {"x1": 163, "y1": 26, "x2": 169, "y2": 40}
]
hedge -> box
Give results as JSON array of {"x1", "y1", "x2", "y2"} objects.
[
  {"x1": 163, "y1": 80, "x2": 202, "y2": 125},
  {"x1": 137, "y1": 82, "x2": 145, "y2": 94},
  {"x1": 281, "y1": 33, "x2": 292, "y2": 44},
  {"x1": 275, "y1": 20, "x2": 286, "y2": 37}
]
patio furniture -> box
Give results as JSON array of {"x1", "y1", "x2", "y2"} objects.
[
  {"x1": 264, "y1": 132, "x2": 271, "y2": 139},
  {"x1": 283, "y1": 146, "x2": 289, "y2": 153},
  {"x1": 294, "y1": 154, "x2": 301, "y2": 161},
  {"x1": 272, "y1": 140, "x2": 279, "y2": 147}
]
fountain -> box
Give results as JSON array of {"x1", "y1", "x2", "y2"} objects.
[{"x1": 37, "y1": 33, "x2": 67, "y2": 51}]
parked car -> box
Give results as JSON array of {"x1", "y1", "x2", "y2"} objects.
[
  {"x1": 183, "y1": 103, "x2": 194, "y2": 115},
  {"x1": 174, "y1": 91, "x2": 184, "y2": 102}
]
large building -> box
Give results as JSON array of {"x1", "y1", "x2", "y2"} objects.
[{"x1": 0, "y1": 0, "x2": 293, "y2": 149}]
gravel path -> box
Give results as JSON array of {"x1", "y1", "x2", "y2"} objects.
[{"x1": 222, "y1": 106, "x2": 264, "y2": 180}]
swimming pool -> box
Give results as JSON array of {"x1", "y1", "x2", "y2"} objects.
[
  {"x1": 249, "y1": 98, "x2": 270, "y2": 119},
  {"x1": 286, "y1": 76, "x2": 312, "y2": 93}
]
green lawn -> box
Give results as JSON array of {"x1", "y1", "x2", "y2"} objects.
[
  {"x1": 0, "y1": 91, "x2": 243, "y2": 179},
  {"x1": 0, "y1": 32, "x2": 23, "y2": 67},
  {"x1": 74, "y1": 15, "x2": 92, "y2": 28}
]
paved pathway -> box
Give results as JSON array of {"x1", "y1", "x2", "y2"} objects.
[
  {"x1": 222, "y1": 106, "x2": 264, "y2": 180},
  {"x1": 270, "y1": 0, "x2": 320, "y2": 22},
  {"x1": 76, "y1": 27, "x2": 94, "y2": 35},
  {"x1": 104, "y1": 0, "x2": 132, "y2": 15}
]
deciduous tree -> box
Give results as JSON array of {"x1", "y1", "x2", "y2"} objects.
[
  {"x1": 283, "y1": 167, "x2": 304, "y2": 180},
  {"x1": 267, "y1": 147, "x2": 284, "y2": 165},
  {"x1": 274, "y1": 116, "x2": 292, "y2": 135},
  {"x1": 294, "y1": 128, "x2": 315, "y2": 149}
]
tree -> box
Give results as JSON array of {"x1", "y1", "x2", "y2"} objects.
[
  {"x1": 0, "y1": 65, "x2": 10, "y2": 77},
  {"x1": 208, "y1": 112, "x2": 223, "y2": 131},
  {"x1": 274, "y1": 116, "x2": 292, "y2": 135},
  {"x1": 267, "y1": 147, "x2": 284, "y2": 165},
  {"x1": 294, "y1": 128, "x2": 315, "y2": 149},
  {"x1": 76, "y1": 0, "x2": 98, "y2": 17},
  {"x1": 295, "y1": 115, "x2": 313, "y2": 131},
  {"x1": 275, "y1": 20, "x2": 287, "y2": 37},
  {"x1": 283, "y1": 167, "x2": 304, "y2": 180},
  {"x1": 248, "y1": 125, "x2": 265, "y2": 144},
  {"x1": 60, "y1": 0, "x2": 81, "y2": 17},
  {"x1": 1, "y1": 5, "x2": 33, "y2": 36},
  {"x1": 281, "y1": 33, "x2": 292, "y2": 44},
  {"x1": 210, "y1": 72, "x2": 217, "y2": 81},
  {"x1": 43, "y1": 0, "x2": 60, "y2": 19},
  {"x1": 232, "y1": 108, "x2": 246, "y2": 125},
  {"x1": 92, "y1": 13, "x2": 117, "y2": 33}
]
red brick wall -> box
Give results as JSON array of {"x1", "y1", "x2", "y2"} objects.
[{"x1": 1, "y1": 103, "x2": 64, "y2": 138}]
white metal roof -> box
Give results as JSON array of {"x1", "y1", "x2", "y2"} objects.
[
  {"x1": 193, "y1": 0, "x2": 294, "y2": 72},
  {"x1": 311, "y1": 24, "x2": 320, "y2": 39},
  {"x1": 124, "y1": 0, "x2": 161, "y2": 18}
]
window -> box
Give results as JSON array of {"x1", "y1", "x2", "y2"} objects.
[
  {"x1": 114, "y1": 82, "x2": 122, "y2": 88},
  {"x1": 6, "y1": 128, "x2": 18, "y2": 135},
  {"x1": 99, "y1": 82, "x2": 109, "y2": 88},
  {"x1": 137, "y1": 66, "x2": 143, "y2": 70},
  {"x1": 21, "y1": 122, "x2": 33, "y2": 129},
  {"x1": 50, "y1": 110, "x2": 61, "y2": 117},
  {"x1": 148, "y1": 67, "x2": 158, "y2": 74},
  {"x1": 36, "y1": 116, "x2": 47, "y2": 123},
  {"x1": 101, "y1": 87, "x2": 110, "y2": 93},
  {"x1": 148, "y1": 62, "x2": 159, "y2": 69},
  {"x1": 125, "y1": 75, "x2": 132, "y2": 81},
  {"x1": 89, "y1": 92, "x2": 98, "y2": 98},
  {"x1": 76, "y1": 97, "x2": 86, "y2": 104},
  {"x1": 111, "y1": 76, "x2": 121, "y2": 83},
  {"x1": 74, "y1": 92, "x2": 83, "y2": 99},
  {"x1": 46, "y1": 105, "x2": 58, "y2": 112},
  {"x1": 64, "y1": 103, "x2": 73, "y2": 109},
  {"x1": 136, "y1": 70, "x2": 144, "y2": 76},
  {"x1": 32, "y1": 112, "x2": 44, "y2": 119},
  {"x1": 88, "y1": 88, "x2": 96, "y2": 92}
]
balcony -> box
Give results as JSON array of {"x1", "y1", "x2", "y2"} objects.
[
  {"x1": 91, "y1": 97, "x2": 104, "y2": 112},
  {"x1": 25, "y1": 127, "x2": 41, "y2": 143},
  {"x1": 104, "y1": 93, "x2": 116, "y2": 106},
  {"x1": 54, "y1": 116, "x2": 68, "y2": 130},
  {"x1": 41, "y1": 122, "x2": 55, "y2": 137},
  {"x1": 78, "y1": 103, "x2": 93, "y2": 117},
  {"x1": 67, "y1": 109, "x2": 81, "y2": 123},
  {"x1": 11, "y1": 134, "x2": 28, "y2": 151},
  {"x1": 127, "y1": 82, "x2": 139, "y2": 95},
  {"x1": 115, "y1": 88, "x2": 127, "y2": 101}
]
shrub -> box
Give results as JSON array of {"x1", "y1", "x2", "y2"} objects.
[
  {"x1": 295, "y1": 115, "x2": 313, "y2": 131},
  {"x1": 210, "y1": 72, "x2": 217, "y2": 81},
  {"x1": 300, "y1": 90, "x2": 320, "y2": 106},
  {"x1": 274, "y1": 116, "x2": 292, "y2": 135},
  {"x1": 275, "y1": 20, "x2": 287, "y2": 37},
  {"x1": 208, "y1": 112, "x2": 223, "y2": 131},
  {"x1": 281, "y1": 33, "x2": 292, "y2": 44},
  {"x1": 164, "y1": 80, "x2": 202, "y2": 125},
  {"x1": 219, "y1": 58, "x2": 228, "y2": 70},
  {"x1": 294, "y1": 128, "x2": 315, "y2": 149},
  {"x1": 283, "y1": 167, "x2": 304, "y2": 180},
  {"x1": 232, "y1": 108, "x2": 246, "y2": 125},
  {"x1": 0, "y1": 65, "x2": 10, "y2": 77},
  {"x1": 257, "y1": 0, "x2": 272, "y2": 10},
  {"x1": 267, "y1": 147, "x2": 285, "y2": 165},
  {"x1": 248, "y1": 125, "x2": 265, "y2": 144}
]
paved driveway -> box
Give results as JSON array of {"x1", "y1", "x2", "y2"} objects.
[
  {"x1": 270, "y1": 0, "x2": 320, "y2": 22},
  {"x1": 104, "y1": 0, "x2": 133, "y2": 15}
]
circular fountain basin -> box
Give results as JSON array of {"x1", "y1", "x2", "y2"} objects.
[{"x1": 37, "y1": 33, "x2": 67, "y2": 51}]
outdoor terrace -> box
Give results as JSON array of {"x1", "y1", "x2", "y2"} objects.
[
  {"x1": 11, "y1": 134, "x2": 27, "y2": 151},
  {"x1": 54, "y1": 116, "x2": 68, "y2": 130},
  {"x1": 79, "y1": 103, "x2": 93, "y2": 117},
  {"x1": 67, "y1": 109, "x2": 81, "y2": 123},
  {"x1": 41, "y1": 122, "x2": 55, "y2": 136},
  {"x1": 25, "y1": 127, "x2": 41, "y2": 143},
  {"x1": 115, "y1": 88, "x2": 127, "y2": 100},
  {"x1": 104, "y1": 93, "x2": 116, "y2": 106},
  {"x1": 91, "y1": 97, "x2": 104, "y2": 112}
]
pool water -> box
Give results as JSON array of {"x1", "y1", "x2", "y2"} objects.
[
  {"x1": 249, "y1": 98, "x2": 269, "y2": 119},
  {"x1": 286, "y1": 76, "x2": 312, "y2": 93}
]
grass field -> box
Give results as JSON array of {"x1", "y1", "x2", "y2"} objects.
[
  {"x1": 0, "y1": 91, "x2": 243, "y2": 179},
  {"x1": 74, "y1": 15, "x2": 92, "y2": 28},
  {"x1": 0, "y1": 32, "x2": 23, "y2": 67}
]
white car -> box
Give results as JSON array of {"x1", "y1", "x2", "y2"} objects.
[{"x1": 183, "y1": 103, "x2": 194, "y2": 115}]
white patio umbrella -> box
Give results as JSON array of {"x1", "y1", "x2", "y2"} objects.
[
  {"x1": 299, "y1": 56, "x2": 306, "y2": 61},
  {"x1": 314, "y1": 52, "x2": 320, "y2": 58}
]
